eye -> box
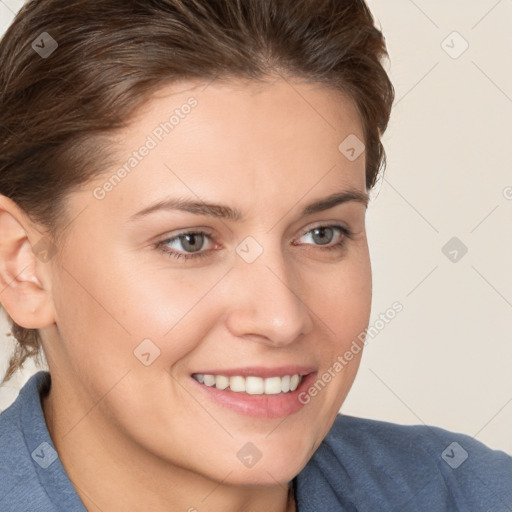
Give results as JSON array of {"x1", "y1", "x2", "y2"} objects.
[
  {"x1": 155, "y1": 231, "x2": 215, "y2": 261},
  {"x1": 294, "y1": 224, "x2": 352, "y2": 251},
  {"x1": 155, "y1": 224, "x2": 353, "y2": 262}
]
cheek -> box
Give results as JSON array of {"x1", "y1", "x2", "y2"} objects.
[
  {"x1": 313, "y1": 246, "x2": 372, "y2": 339},
  {"x1": 114, "y1": 265, "x2": 231, "y2": 368},
  {"x1": 301, "y1": 248, "x2": 371, "y2": 412},
  {"x1": 49, "y1": 263, "x2": 138, "y2": 390},
  {"x1": 52, "y1": 245, "x2": 220, "y2": 363}
]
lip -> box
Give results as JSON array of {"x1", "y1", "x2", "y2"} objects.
[
  {"x1": 189, "y1": 371, "x2": 318, "y2": 419},
  {"x1": 190, "y1": 365, "x2": 316, "y2": 378}
]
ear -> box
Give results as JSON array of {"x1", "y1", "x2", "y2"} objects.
[{"x1": 0, "y1": 194, "x2": 56, "y2": 329}]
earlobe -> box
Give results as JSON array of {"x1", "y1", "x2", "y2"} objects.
[{"x1": 0, "y1": 195, "x2": 55, "y2": 329}]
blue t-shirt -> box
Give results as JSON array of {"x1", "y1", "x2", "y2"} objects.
[{"x1": 1, "y1": 370, "x2": 511, "y2": 511}]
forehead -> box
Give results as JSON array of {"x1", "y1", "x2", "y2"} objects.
[
  {"x1": 127, "y1": 76, "x2": 364, "y2": 148},
  {"x1": 81, "y1": 77, "x2": 366, "y2": 222}
]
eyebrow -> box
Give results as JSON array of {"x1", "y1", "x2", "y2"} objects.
[{"x1": 128, "y1": 189, "x2": 369, "y2": 223}]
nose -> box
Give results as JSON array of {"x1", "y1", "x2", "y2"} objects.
[{"x1": 224, "y1": 245, "x2": 314, "y2": 347}]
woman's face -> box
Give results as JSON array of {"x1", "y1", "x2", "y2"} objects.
[{"x1": 42, "y1": 76, "x2": 372, "y2": 486}]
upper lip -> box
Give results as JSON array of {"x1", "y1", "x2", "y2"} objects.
[{"x1": 191, "y1": 366, "x2": 316, "y2": 378}]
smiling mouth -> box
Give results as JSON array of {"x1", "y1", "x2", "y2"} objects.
[{"x1": 191, "y1": 373, "x2": 305, "y2": 395}]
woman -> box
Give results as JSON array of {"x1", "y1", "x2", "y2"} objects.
[{"x1": 0, "y1": 1, "x2": 510, "y2": 511}]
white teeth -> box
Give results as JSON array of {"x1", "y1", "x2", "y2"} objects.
[
  {"x1": 215, "y1": 375, "x2": 229, "y2": 390},
  {"x1": 203, "y1": 374, "x2": 215, "y2": 387},
  {"x1": 281, "y1": 375, "x2": 290, "y2": 393},
  {"x1": 230, "y1": 376, "x2": 246, "y2": 392},
  {"x1": 290, "y1": 374, "x2": 300, "y2": 392},
  {"x1": 264, "y1": 376, "x2": 283, "y2": 395},
  {"x1": 246, "y1": 376, "x2": 264, "y2": 395},
  {"x1": 192, "y1": 373, "x2": 304, "y2": 395}
]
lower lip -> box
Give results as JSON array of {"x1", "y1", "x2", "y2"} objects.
[{"x1": 190, "y1": 373, "x2": 317, "y2": 419}]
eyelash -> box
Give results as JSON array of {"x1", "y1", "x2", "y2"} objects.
[{"x1": 155, "y1": 224, "x2": 353, "y2": 262}]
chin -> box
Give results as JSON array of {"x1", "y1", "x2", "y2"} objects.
[
  {"x1": 217, "y1": 463, "x2": 301, "y2": 488},
  {"x1": 210, "y1": 443, "x2": 312, "y2": 487}
]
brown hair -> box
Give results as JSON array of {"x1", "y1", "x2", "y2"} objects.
[{"x1": 0, "y1": 0, "x2": 394, "y2": 384}]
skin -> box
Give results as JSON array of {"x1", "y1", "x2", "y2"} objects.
[{"x1": 0, "y1": 76, "x2": 372, "y2": 512}]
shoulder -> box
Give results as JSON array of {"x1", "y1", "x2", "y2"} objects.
[
  {"x1": 0, "y1": 379, "x2": 29, "y2": 503},
  {"x1": 0, "y1": 371, "x2": 82, "y2": 511},
  {"x1": 295, "y1": 414, "x2": 512, "y2": 512}
]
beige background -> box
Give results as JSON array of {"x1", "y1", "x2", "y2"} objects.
[{"x1": 0, "y1": 0, "x2": 511, "y2": 453}]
